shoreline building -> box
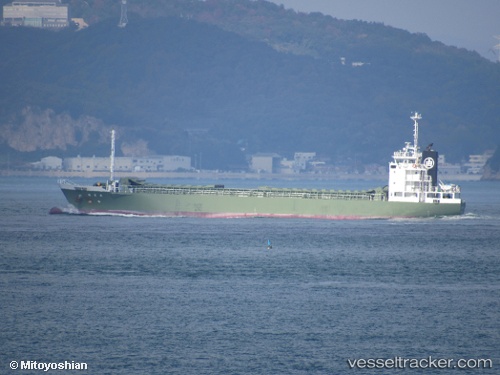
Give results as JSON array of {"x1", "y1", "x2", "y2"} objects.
[
  {"x1": 250, "y1": 153, "x2": 281, "y2": 174},
  {"x1": 63, "y1": 155, "x2": 192, "y2": 173},
  {"x1": 3, "y1": 0, "x2": 69, "y2": 29}
]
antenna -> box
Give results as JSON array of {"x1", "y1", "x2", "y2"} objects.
[
  {"x1": 118, "y1": 0, "x2": 128, "y2": 28},
  {"x1": 110, "y1": 129, "x2": 115, "y2": 181}
]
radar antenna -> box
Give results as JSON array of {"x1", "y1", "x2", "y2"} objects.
[{"x1": 118, "y1": 0, "x2": 128, "y2": 28}]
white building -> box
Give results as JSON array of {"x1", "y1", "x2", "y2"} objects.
[
  {"x1": 31, "y1": 156, "x2": 62, "y2": 170},
  {"x1": 437, "y1": 154, "x2": 461, "y2": 175},
  {"x1": 63, "y1": 155, "x2": 191, "y2": 173},
  {"x1": 131, "y1": 156, "x2": 191, "y2": 172},
  {"x1": 293, "y1": 152, "x2": 316, "y2": 172},
  {"x1": 3, "y1": 0, "x2": 69, "y2": 28},
  {"x1": 250, "y1": 153, "x2": 281, "y2": 173},
  {"x1": 464, "y1": 150, "x2": 494, "y2": 174}
]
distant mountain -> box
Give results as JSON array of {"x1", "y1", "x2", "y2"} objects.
[{"x1": 1, "y1": 0, "x2": 499, "y2": 170}]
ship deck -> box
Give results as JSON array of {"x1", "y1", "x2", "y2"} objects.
[{"x1": 126, "y1": 184, "x2": 387, "y2": 202}]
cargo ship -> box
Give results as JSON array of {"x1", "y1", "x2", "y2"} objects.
[{"x1": 57, "y1": 113, "x2": 465, "y2": 218}]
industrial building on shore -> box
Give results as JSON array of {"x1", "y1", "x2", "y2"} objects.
[
  {"x1": 31, "y1": 155, "x2": 192, "y2": 173},
  {"x1": 2, "y1": 0, "x2": 68, "y2": 29}
]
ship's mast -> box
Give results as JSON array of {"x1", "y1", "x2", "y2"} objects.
[
  {"x1": 410, "y1": 112, "x2": 421, "y2": 152},
  {"x1": 110, "y1": 129, "x2": 115, "y2": 181},
  {"x1": 118, "y1": 0, "x2": 128, "y2": 28}
]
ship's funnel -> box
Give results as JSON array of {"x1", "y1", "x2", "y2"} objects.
[{"x1": 422, "y1": 150, "x2": 438, "y2": 186}]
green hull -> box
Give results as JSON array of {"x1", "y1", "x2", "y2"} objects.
[{"x1": 61, "y1": 184, "x2": 465, "y2": 219}]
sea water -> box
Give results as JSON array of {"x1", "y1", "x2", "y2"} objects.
[{"x1": 0, "y1": 177, "x2": 499, "y2": 374}]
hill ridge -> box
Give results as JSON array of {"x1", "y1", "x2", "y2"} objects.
[{"x1": 0, "y1": 0, "x2": 499, "y2": 170}]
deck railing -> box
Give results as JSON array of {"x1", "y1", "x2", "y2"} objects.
[{"x1": 126, "y1": 185, "x2": 387, "y2": 201}]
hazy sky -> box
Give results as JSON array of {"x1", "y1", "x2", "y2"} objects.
[{"x1": 269, "y1": 0, "x2": 500, "y2": 62}]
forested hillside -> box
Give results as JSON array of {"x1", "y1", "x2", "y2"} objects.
[{"x1": 1, "y1": 0, "x2": 499, "y2": 170}]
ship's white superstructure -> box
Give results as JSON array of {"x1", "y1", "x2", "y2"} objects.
[{"x1": 388, "y1": 113, "x2": 461, "y2": 205}]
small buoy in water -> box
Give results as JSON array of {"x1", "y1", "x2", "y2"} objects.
[{"x1": 266, "y1": 239, "x2": 272, "y2": 249}]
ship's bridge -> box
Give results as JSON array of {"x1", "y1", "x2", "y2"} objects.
[{"x1": 391, "y1": 142, "x2": 420, "y2": 165}]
